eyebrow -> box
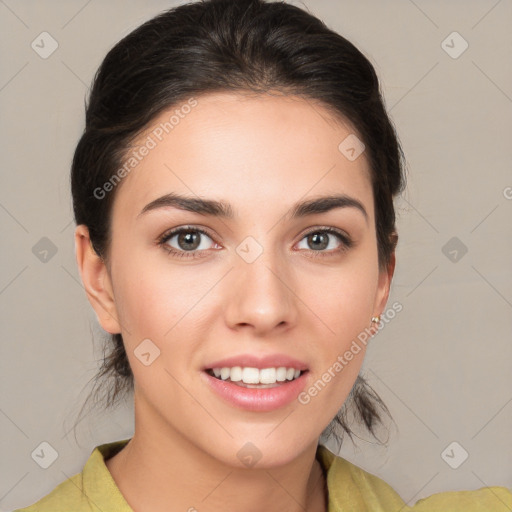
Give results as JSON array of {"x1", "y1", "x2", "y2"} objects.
[{"x1": 138, "y1": 192, "x2": 368, "y2": 223}]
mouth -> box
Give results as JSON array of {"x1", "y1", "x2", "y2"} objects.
[
  {"x1": 202, "y1": 364, "x2": 310, "y2": 412},
  {"x1": 204, "y1": 367, "x2": 308, "y2": 388}
]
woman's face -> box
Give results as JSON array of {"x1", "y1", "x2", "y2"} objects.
[{"x1": 83, "y1": 91, "x2": 393, "y2": 467}]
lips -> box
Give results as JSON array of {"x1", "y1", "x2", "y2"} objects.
[
  {"x1": 200, "y1": 353, "x2": 311, "y2": 411},
  {"x1": 201, "y1": 369, "x2": 309, "y2": 412}
]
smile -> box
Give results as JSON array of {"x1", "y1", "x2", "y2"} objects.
[{"x1": 207, "y1": 366, "x2": 303, "y2": 386}]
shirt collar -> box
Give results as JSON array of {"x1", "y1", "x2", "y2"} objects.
[
  {"x1": 82, "y1": 437, "x2": 132, "y2": 510},
  {"x1": 82, "y1": 438, "x2": 376, "y2": 512}
]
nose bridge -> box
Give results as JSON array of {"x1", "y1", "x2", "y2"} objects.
[{"x1": 224, "y1": 233, "x2": 298, "y2": 332}]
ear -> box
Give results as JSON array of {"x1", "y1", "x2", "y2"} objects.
[
  {"x1": 74, "y1": 224, "x2": 121, "y2": 334},
  {"x1": 372, "y1": 249, "x2": 396, "y2": 321}
]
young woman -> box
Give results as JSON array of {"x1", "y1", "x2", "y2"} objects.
[{"x1": 16, "y1": 0, "x2": 511, "y2": 510}]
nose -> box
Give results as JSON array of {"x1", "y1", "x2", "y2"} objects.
[{"x1": 223, "y1": 249, "x2": 299, "y2": 336}]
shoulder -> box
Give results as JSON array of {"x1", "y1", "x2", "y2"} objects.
[
  {"x1": 410, "y1": 487, "x2": 512, "y2": 511},
  {"x1": 13, "y1": 472, "x2": 90, "y2": 512},
  {"x1": 317, "y1": 444, "x2": 407, "y2": 510},
  {"x1": 13, "y1": 438, "x2": 133, "y2": 512},
  {"x1": 316, "y1": 444, "x2": 512, "y2": 511}
]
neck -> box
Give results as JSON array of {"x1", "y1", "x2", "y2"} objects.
[{"x1": 106, "y1": 400, "x2": 327, "y2": 512}]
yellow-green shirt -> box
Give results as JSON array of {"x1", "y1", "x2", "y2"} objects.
[{"x1": 14, "y1": 438, "x2": 512, "y2": 511}]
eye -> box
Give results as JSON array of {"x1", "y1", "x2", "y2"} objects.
[
  {"x1": 296, "y1": 227, "x2": 352, "y2": 257},
  {"x1": 157, "y1": 226, "x2": 217, "y2": 259},
  {"x1": 157, "y1": 225, "x2": 352, "y2": 260}
]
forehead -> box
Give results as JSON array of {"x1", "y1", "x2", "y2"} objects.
[{"x1": 112, "y1": 91, "x2": 374, "y2": 222}]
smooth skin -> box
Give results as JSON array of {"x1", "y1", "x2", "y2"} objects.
[{"x1": 75, "y1": 91, "x2": 395, "y2": 512}]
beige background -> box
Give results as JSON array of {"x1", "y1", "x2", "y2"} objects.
[{"x1": 1, "y1": 0, "x2": 511, "y2": 509}]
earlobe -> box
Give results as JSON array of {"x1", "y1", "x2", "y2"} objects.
[{"x1": 74, "y1": 225, "x2": 122, "y2": 334}]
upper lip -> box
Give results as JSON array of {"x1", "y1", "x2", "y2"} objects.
[{"x1": 203, "y1": 354, "x2": 309, "y2": 371}]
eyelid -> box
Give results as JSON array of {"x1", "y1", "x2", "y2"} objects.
[
  {"x1": 157, "y1": 224, "x2": 353, "y2": 259},
  {"x1": 296, "y1": 226, "x2": 353, "y2": 254},
  {"x1": 157, "y1": 226, "x2": 218, "y2": 260},
  {"x1": 300, "y1": 225, "x2": 351, "y2": 242},
  {"x1": 157, "y1": 225, "x2": 217, "y2": 244}
]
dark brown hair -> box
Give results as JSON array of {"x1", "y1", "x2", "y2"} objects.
[{"x1": 70, "y1": 0, "x2": 405, "y2": 449}]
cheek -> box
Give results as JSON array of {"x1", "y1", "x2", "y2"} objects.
[
  {"x1": 303, "y1": 257, "x2": 379, "y2": 339},
  {"x1": 337, "y1": 271, "x2": 377, "y2": 331},
  {"x1": 109, "y1": 257, "x2": 202, "y2": 393},
  {"x1": 297, "y1": 270, "x2": 374, "y2": 422},
  {"x1": 298, "y1": 252, "x2": 378, "y2": 401},
  {"x1": 109, "y1": 249, "x2": 217, "y2": 369},
  {"x1": 110, "y1": 244, "x2": 199, "y2": 333}
]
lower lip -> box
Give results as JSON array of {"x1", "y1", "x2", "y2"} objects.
[{"x1": 201, "y1": 371, "x2": 309, "y2": 412}]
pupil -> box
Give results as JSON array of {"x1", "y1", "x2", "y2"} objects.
[
  {"x1": 310, "y1": 232, "x2": 327, "y2": 250},
  {"x1": 179, "y1": 231, "x2": 200, "y2": 250}
]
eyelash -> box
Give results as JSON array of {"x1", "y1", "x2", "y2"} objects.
[{"x1": 157, "y1": 225, "x2": 353, "y2": 260}]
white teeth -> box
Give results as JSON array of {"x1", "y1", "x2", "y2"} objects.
[
  {"x1": 242, "y1": 367, "x2": 260, "y2": 384},
  {"x1": 276, "y1": 367, "x2": 287, "y2": 381},
  {"x1": 259, "y1": 368, "x2": 276, "y2": 384},
  {"x1": 210, "y1": 366, "x2": 303, "y2": 385},
  {"x1": 230, "y1": 366, "x2": 242, "y2": 382}
]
